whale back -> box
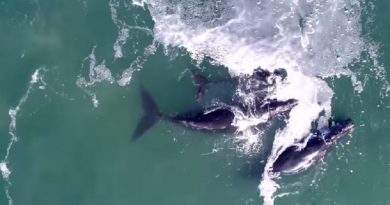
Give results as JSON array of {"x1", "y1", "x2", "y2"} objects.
[
  {"x1": 323, "y1": 119, "x2": 354, "y2": 143},
  {"x1": 272, "y1": 119, "x2": 354, "y2": 175},
  {"x1": 272, "y1": 137, "x2": 326, "y2": 174},
  {"x1": 171, "y1": 107, "x2": 236, "y2": 132}
]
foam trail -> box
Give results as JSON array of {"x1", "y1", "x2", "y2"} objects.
[{"x1": 0, "y1": 67, "x2": 47, "y2": 205}]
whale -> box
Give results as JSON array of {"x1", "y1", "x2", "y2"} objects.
[
  {"x1": 271, "y1": 119, "x2": 354, "y2": 175},
  {"x1": 169, "y1": 98, "x2": 298, "y2": 133},
  {"x1": 131, "y1": 86, "x2": 298, "y2": 141}
]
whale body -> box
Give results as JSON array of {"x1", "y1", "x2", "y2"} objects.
[
  {"x1": 131, "y1": 86, "x2": 297, "y2": 141},
  {"x1": 271, "y1": 119, "x2": 354, "y2": 175}
]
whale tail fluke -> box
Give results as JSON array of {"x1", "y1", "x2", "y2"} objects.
[{"x1": 131, "y1": 86, "x2": 161, "y2": 141}]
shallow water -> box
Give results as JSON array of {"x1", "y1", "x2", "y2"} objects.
[{"x1": 1, "y1": 0, "x2": 390, "y2": 205}]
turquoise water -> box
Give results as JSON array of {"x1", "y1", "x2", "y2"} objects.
[{"x1": 1, "y1": 0, "x2": 390, "y2": 205}]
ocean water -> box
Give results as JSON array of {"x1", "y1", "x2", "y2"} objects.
[{"x1": 1, "y1": 0, "x2": 390, "y2": 205}]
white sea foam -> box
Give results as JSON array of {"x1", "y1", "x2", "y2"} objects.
[
  {"x1": 107, "y1": 0, "x2": 155, "y2": 87},
  {"x1": 76, "y1": 46, "x2": 114, "y2": 108},
  {"x1": 132, "y1": 0, "x2": 147, "y2": 8},
  {"x1": 113, "y1": 27, "x2": 130, "y2": 59},
  {"x1": 144, "y1": 0, "x2": 373, "y2": 203},
  {"x1": 77, "y1": 41, "x2": 156, "y2": 103},
  {"x1": 117, "y1": 68, "x2": 135, "y2": 86},
  {"x1": 110, "y1": 0, "x2": 154, "y2": 60},
  {"x1": 1, "y1": 67, "x2": 47, "y2": 205},
  {"x1": 110, "y1": 0, "x2": 129, "y2": 59},
  {"x1": 0, "y1": 162, "x2": 11, "y2": 181},
  {"x1": 117, "y1": 42, "x2": 157, "y2": 86}
]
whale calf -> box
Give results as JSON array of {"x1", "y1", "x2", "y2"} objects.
[
  {"x1": 271, "y1": 119, "x2": 354, "y2": 175},
  {"x1": 131, "y1": 86, "x2": 298, "y2": 141}
]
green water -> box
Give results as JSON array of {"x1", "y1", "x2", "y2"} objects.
[{"x1": 1, "y1": 0, "x2": 390, "y2": 205}]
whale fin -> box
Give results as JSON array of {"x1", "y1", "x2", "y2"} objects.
[
  {"x1": 131, "y1": 86, "x2": 161, "y2": 141},
  {"x1": 190, "y1": 69, "x2": 210, "y2": 101}
]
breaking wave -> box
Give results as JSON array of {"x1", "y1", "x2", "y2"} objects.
[{"x1": 139, "y1": 0, "x2": 381, "y2": 204}]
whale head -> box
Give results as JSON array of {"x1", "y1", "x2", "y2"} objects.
[{"x1": 323, "y1": 119, "x2": 354, "y2": 144}]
